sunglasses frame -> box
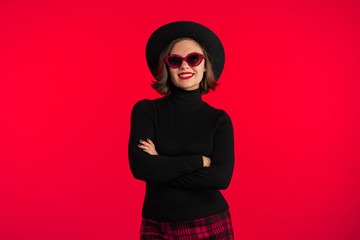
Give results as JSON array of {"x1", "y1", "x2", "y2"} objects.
[{"x1": 165, "y1": 53, "x2": 205, "y2": 69}]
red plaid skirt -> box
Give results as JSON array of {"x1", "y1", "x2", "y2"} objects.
[{"x1": 140, "y1": 208, "x2": 234, "y2": 240}]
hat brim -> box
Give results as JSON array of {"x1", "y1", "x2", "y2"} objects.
[{"x1": 146, "y1": 21, "x2": 225, "y2": 82}]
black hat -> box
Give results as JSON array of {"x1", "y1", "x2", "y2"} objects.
[{"x1": 146, "y1": 21, "x2": 225, "y2": 82}]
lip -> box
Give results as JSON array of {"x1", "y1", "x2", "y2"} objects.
[{"x1": 178, "y1": 72, "x2": 194, "y2": 80}]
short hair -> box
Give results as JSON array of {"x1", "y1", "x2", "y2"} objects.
[{"x1": 151, "y1": 37, "x2": 218, "y2": 95}]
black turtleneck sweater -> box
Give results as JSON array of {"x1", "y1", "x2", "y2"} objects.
[{"x1": 128, "y1": 85, "x2": 234, "y2": 222}]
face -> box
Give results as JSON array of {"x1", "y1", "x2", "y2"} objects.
[{"x1": 168, "y1": 39, "x2": 206, "y2": 91}]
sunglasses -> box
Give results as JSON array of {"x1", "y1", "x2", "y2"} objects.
[{"x1": 165, "y1": 53, "x2": 205, "y2": 69}]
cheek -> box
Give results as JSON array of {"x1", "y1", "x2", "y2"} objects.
[
  {"x1": 198, "y1": 62, "x2": 206, "y2": 72},
  {"x1": 169, "y1": 69, "x2": 178, "y2": 79},
  {"x1": 195, "y1": 65, "x2": 206, "y2": 79},
  {"x1": 198, "y1": 72, "x2": 205, "y2": 81}
]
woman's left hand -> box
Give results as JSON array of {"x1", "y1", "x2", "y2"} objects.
[{"x1": 138, "y1": 138, "x2": 158, "y2": 155}]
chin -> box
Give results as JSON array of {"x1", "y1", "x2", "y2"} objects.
[
  {"x1": 180, "y1": 85, "x2": 195, "y2": 90},
  {"x1": 176, "y1": 81, "x2": 196, "y2": 89}
]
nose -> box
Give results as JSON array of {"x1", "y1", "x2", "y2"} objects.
[{"x1": 179, "y1": 59, "x2": 190, "y2": 69}]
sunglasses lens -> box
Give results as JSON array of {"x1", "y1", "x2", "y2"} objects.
[
  {"x1": 167, "y1": 56, "x2": 182, "y2": 68},
  {"x1": 187, "y1": 54, "x2": 202, "y2": 67}
]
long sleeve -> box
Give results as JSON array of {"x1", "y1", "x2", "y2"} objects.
[
  {"x1": 168, "y1": 111, "x2": 234, "y2": 190},
  {"x1": 128, "y1": 99, "x2": 204, "y2": 184}
]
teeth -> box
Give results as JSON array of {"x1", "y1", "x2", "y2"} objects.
[{"x1": 179, "y1": 74, "x2": 193, "y2": 77}]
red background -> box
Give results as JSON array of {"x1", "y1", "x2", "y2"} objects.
[{"x1": 1, "y1": 0, "x2": 359, "y2": 239}]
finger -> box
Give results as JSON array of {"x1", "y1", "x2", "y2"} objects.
[
  {"x1": 144, "y1": 149, "x2": 156, "y2": 155},
  {"x1": 138, "y1": 143, "x2": 151, "y2": 149},
  {"x1": 145, "y1": 139, "x2": 154, "y2": 148},
  {"x1": 138, "y1": 144, "x2": 146, "y2": 149},
  {"x1": 146, "y1": 138, "x2": 156, "y2": 148},
  {"x1": 139, "y1": 140, "x2": 151, "y2": 147},
  {"x1": 146, "y1": 143, "x2": 155, "y2": 151},
  {"x1": 141, "y1": 143, "x2": 153, "y2": 150},
  {"x1": 139, "y1": 144, "x2": 155, "y2": 153}
]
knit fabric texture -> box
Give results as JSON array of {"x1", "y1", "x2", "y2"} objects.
[{"x1": 128, "y1": 85, "x2": 234, "y2": 222}]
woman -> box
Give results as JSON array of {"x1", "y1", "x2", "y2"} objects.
[{"x1": 128, "y1": 21, "x2": 235, "y2": 239}]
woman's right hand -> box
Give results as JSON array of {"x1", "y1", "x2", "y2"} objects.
[{"x1": 202, "y1": 156, "x2": 211, "y2": 167}]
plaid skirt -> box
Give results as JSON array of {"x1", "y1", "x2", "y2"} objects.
[{"x1": 140, "y1": 208, "x2": 234, "y2": 240}]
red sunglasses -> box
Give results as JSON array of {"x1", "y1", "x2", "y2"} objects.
[{"x1": 165, "y1": 53, "x2": 205, "y2": 69}]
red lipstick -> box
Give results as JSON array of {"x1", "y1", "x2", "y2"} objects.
[{"x1": 178, "y1": 72, "x2": 194, "y2": 80}]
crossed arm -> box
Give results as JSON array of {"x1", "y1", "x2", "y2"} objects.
[
  {"x1": 128, "y1": 99, "x2": 234, "y2": 190},
  {"x1": 138, "y1": 138, "x2": 211, "y2": 167}
]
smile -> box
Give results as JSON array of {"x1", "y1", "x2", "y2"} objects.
[{"x1": 178, "y1": 72, "x2": 194, "y2": 80}]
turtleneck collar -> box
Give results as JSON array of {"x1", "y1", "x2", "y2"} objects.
[{"x1": 167, "y1": 84, "x2": 203, "y2": 105}]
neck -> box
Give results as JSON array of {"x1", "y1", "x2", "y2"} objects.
[{"x1": 167, "y1": 84, "x2": 203, "y2": 105}]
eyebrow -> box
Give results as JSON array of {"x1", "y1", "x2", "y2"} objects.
[{"x1": 169, "y1": 51, "x2": 202, "y2": 56}]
